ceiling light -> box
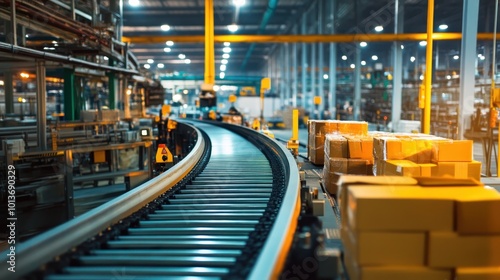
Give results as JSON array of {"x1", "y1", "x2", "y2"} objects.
[
  {"x1": 166, "y1": 40, "x2": 174, "y2": 46},
  {"x1": 420, "y1": 75, "x2": 424, "y2": 80},
  {"x1": 223, "y1": 47, "x2": 232, "y2": 53},
  {"x1": 446, "y1": 75, "x2": 451, "y2": 79},
  {"x1": 360, "y1": 42, "x2": 367, "y2": 47},
  {"x1": 233, "y1": 0, "x2": 245, "y2": 6},
  {"x1": 371, "y1": 55, "x2": 378, "y2": 61},
  {"x1": 401, "y1": 45, "x2": 404, "y2": 49},
  {"x1": 220, "y1": 72, "x2": 226, "y2": 79},
  {"x1": 220, "y1": 65, "x2": 227, "y2": 71},
  {"x1": 350, "y1": 64, "x2": 355, "y2": 69},
  {"x1": 480, "y1": 55, "x2": 485, "y2": 60},
  {"x1": 374, "y1": 26, "x2": 383, "y2": 32},
  {"x1": 164, "y1": 47, "x2": 171, "y2": 52},
  {"x1": 419, "y1": 41, "x2": 427, "y2": 46},
  {"x1": 224, "y1": 42, "x2": 231, "y2": 46},
  {"x1": 410, "y1": 56, "x2": 416, "y2": 62},
  {"x1": 228, "y1": 24, "x2": 239, "y2": 32},
  {"x1": 144, "y1": 64, "x2": 150, "y2": 69},
  {"x1": 103, "y1": 56, "x2": 109, "y2": 61},
  {"x1": 161, "y1": 24, "x2": 170, "y2": 31},
  {"x1": 158, "y1": 63, "x2": 164, "y2": 68},
  {"x1": 221, "y1": 59, "x2": 228, "y2": 64},
  {"x1": 341, "y1": 55, "x2": 347, "y2": 61},
  {"x1": 129, "y1": 0, "x2": 140, "y2": 7},
  {"x1": 361, "y1": 60, "x2": 366, "y2": 66},
  {"x1": 178, "y1": 54, "x2": 186, "y2": 59},
  {"x1": 183, "y1": 89, "x2": 188, "y2": 94},
  {"x1": 213, "y1": 85, "x2": 220, "y2": 91},
  {"x1": 453, "y1": 55, "x2": 459, "y2": 60},
  {"x1": 184, "y1": 59, "x2": 191, "y2": 64},
  {"x1": 323, "y1": 74, "x2": 329, "y2": 80},
  {"x1": 147, "y1": 59, "x2": 154, "y2": 64},
  {"x1": 438, "y1": 24, "x2": 448, "y2": 30},
  {"x1": 222, "y1": 53, "x2": 230, "y2": 59}
]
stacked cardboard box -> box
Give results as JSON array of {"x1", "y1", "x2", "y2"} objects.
[
  {"x1": 338, "y1": 175, "x2": 500, "y2": 280},
  {"x1": 308, "y1": 120, "x2": 339, "y2": 165}
]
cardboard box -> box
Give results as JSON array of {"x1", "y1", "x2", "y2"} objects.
[
  {"x1": 373, "y1": 137, "x2": 417, "y2": 161},
  {"x1": 384, "y1": 160, "x2": 421, "y2": 177},
  {"x1": 342, "y1": 228, "x2": 426, "y2": 266},
  {"x1": 431, "y1": 161, "x2": 481, "y2": 181},
  {"x1": 337, "y1": 121, "x2": 368, "y2": 136},
  {"x1": 345, "y1": 136, "x2": 374, "y2": 163},
  {"x1": 323, "y1": 169, "x2": 341, "y2": 195},
  {"x1": 455, "y1": 267, "x2": 500, "y2": 280},
  {"x1": 308, "y1": 120, "x2": 338, "y2": 135},
  {"x1": 347, "y1": 186, "x2": 455, "y2": 231},
  {"x1": 419, "y1": 163, "x2": 437, "y2": 177},
  {"x1": 432, "y1": 140, "x2": 473, "y2": 162},
  {"x1": 428, "y1": 232, "x2": 500, "y2": 267},
  {"x1": 456, "y1": 188, "x2": 500, "y2": 234},
  {"x1": 309, "y1": 134, "x2": 325, "y2": 165},
  {"x1": 325, "y1": 134, "x2": 348, "y2": 158}
]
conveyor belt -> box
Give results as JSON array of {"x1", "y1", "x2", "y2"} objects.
[{"x1": 0, "y1": 121, "x2": 300, "y2": 280}]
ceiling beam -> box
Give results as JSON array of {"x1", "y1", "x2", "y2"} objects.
[{"x1": 123, "y1": 32, "x2": 500, "y2": 44}]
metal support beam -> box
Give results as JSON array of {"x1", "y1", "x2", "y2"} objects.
[
  {"x1": 318, "y1": 0, "x2": 324, "y2": 119},
  {"x1": 204, "y1": 0, "x2": 215, "y2": 85},
  {"x1": 108, "y1": 71, "x2": 116, "y2": 109},
  {"x1": 301, "y1": 13, "x2": 307, "y2": 109},
  {"x1": 458, "y1": 0, "x2": 480, "y2": 139},
  {"x1": 311, "y1": 42, "x2": 316, "y2": 117},
  {"x1": 64, "y1": 68, "x2": 76, "y2": 121},
  {"x1": 280, "y1": 46, "x2": 285, "y2": 108},
  {"x1": 122, "y1": 32, "x2": 500, "y2": 44},
  {"x1": 122, "y1": 77, "x2": 130, "y2": 118},
  {"x1": 392, "y1": 0, "x2": 404, "y2": 130},
  {"x1": 36, "y1": 61, "x2": 47, "y2": 151},
  {"x1": 354, "y1": 45, "x2": 361, "y2": 120},
  {"x1": 284, "y1": 43, "x2": 291, "y2": 106},
  {"x1": 10, "y1": 0, "x2": 17, "y2": 46},
  {"x1": 422, "y1": 0, "x2": 435, "y2": 134},
  {"x1": 292, "y1": 26, "x2": 298, "y2": 108},
  {"x1": 328, "y1": 0, "x2": 337, "y2": 119}
]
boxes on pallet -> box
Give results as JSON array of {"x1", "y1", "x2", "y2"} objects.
[
  {"x1": 432, "y1": 140, "x2": 473, "y2": 162},
  {"x1": 337, "y1": 121, "x2": 369, "y2": 136},
  {"x1": 428, "y1": 232, "x2": 500, "y2": 268},
  {"x1": 455, "y1": 188, "x2": 500, "y2": 234},
  {"x1": 308, "y1": 120, "x2": 339, "y2": 165},
  {"x1": 345, "y1": 136, "x2": 374, "y2": 163},
  {"x1": 325, "y1": 134, "x2": 348, "y2": 158},
  {"x1": 455, "y1": 267, "x2": 500, "y2": 280},
  {"x1": 323, "y1": 158, "x2": 369, "y2": 194},
  {"x1": 384, "y1": 160, "x2": 421, "y2": 177}
]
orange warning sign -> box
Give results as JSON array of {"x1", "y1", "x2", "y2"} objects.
[{"x1": 161, "y1": 148, "x2": 168, "y2": 154}]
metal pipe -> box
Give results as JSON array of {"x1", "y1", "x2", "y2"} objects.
[
  {"x1": 0, "y1": 42, "x2": 139, "y2": 75},
  {"x1": 91, "y1": 0, "x2": 100, "y2": 27},
  {"x1": 71, "y1": 0, "x2": 75, "y2": 20},
  {"x1": 204, "y1": 0, "x2": 215, "y2": 85},
  {"x1": 10, "y1": 0, "x2": 17, "y2": 46},
  {"x1": 48, "y1": 0, "x2": 92, "y2": 20},
  {"x1": 36, "y1": 61, "x2": 47, "y2": 150},
  {"x1": 422, "y1": 0, "x2": 434, "y2": 134},
  {"x1": 241, "y1": 0, "x2": 279, "y2": 69},
  {"x1": 301, "y1": 13, "x2": 307, "y2": 109},
  {"x1": 318, "y1": 0, "x2": 324, "y2": 117}
]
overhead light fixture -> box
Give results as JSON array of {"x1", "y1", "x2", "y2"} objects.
[
  {"x1": 222, "y1": 53, "x2": 230, "y2": 59},
  {"x1": 371, "y1": 55, "x2": 378, "y2": 61},
  {"x1": 103, "y1": 56, "x2": 109, "y2": 61},
  {"x1": 184, "y1": 59, "x2": 191, "y2": 64},
  {"x1": 323, "y1": 74, "x2": 329, "y2": 80},
  {"x1": 183, "y1": 89, "x2": 189, "y2": 94},
  {"x1": 341, "y1": 55, "x2": 347, "y2": 61},
  {"x1": 129, "y1": 0, "x2": 140, "y2": 7},
  {"x1": 178, "y1": 54, "x2": 186, "y2": 59},
  {"x1": 361, "y1": 60, "x2": 366, "y2": 66},
  {"x1": 438, "y1": 24, "x2": 448, "y2": 30},
  {"x1": 360, "y1": 42, "x2": 367, "y2": 47},
  {"x1": 220, "y1": 72, "x2": 226, "y2": 79},
  {"x1": 420, "y1": 75, "x2": 424, "y2": 80},
  {"x1": 144, "y1": 64, "x2": 150, "y2": 69},
  {"x1": 158, "y1": 63, "x2": 165, "y2": 68},
  {"x1": 164, "y1": 47, "x2": 171, "y2": 52},
  {"x1": 161, "y1": 24, "x2": 171, "y2": 31},
  {"x1": 213, "y1": 85, "x2": 220, "y2": 91},
  {"x1": 223, "y1": 47, "x2": 232, "y2": 53},
  {"x1": 220, "y1": 65, "x2": 227, "y2": 71},
  {"x1": 410, "y1": 56, "x2": 416, "y2": 62},
  {"x1": 221, "y1": 59, "x2": 228, "y2": 64},
  {"x1": 350, "y1": 64, "x2": 355, "y2": 69},
  {"x1": 224, "y1": 42, "x2": 231, "y2": 46},
  {"x1": 166, "y1": 40, "x2": 174, "y2": 46},
  {"x1": 401, "y1": 45, "x2": 404, "y2": 49},
  {"x1": 446, "y1": 75, "x2": 452, "y2": 79},
  {"x1": 374, "y1": 26, "x2": 383, "y2": 32},
  {"x1": 419, "y1": 41, "x2": 427, "y2": 46},
  {"x1": 228, "y1": 24, "x2": 239, "y2": 32},
  {"x1": 233, "y1": 0, "x2": 245, "y2": 6},
  {"x1": 147, "y1": 59, "x2": 154, "y2": 64},
  {"x1": 453, "y1": 55, "x2": 459, "y2": 60}
]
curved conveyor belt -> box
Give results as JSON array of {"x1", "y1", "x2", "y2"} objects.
[{"x1": 0, "y1": 121, "x2": 300, "y2": 280}]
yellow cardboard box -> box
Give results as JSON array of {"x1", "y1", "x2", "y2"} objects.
[
  {"x1": 432, "y1": 140, "x2": 473, "y2": 162},
  {"x1": 428, "y1": 232, "x2": 500, "y2": 268},
  {"x1": 455, "y1": 267, "x2": 500, "y2": 280},
  {"x1": 384, "y1": 160, "x2": 421, "y2": 177},
  {"x1": 456, "y1": 188, "x2": 500, "y2": 234},
  {"x1": 347, "y1": 186, "x2": 455, "y2": 231},
  {"x1": 431, "y1": 161, "x2": 481, "y2": 181},
  {"x1": 325, "y1": 134, "x2": 348, "y2": 158},
  {"x1": 342, "y1": 228, "x2": 426, "y2": 266},
  {"x1": 338, "y1": 121, "x2": 368, "y2": 136},
  {"x1": 419, "y1": 163, "x2": 437, "y2": 177}
]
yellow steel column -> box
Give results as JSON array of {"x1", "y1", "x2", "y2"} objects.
[
  {"x1": 204, "y1": 0, "x2": 215, "y2": 85},
  {"x1": 422, "y1": 0, "x2": 434, "y2": 134}
]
